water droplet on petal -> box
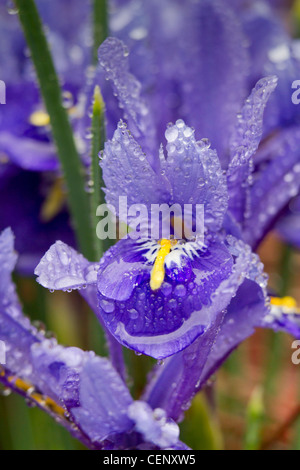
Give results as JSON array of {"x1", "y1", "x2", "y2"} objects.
[
  {"x1": 165, "y1": 126, "x2": 179, "y2": 143},
  {"x1": 99, "y1": 299, "x2": 115, "y2": 313}
]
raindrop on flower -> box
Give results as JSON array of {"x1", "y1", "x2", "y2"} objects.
[
  {"x1": 6, "y1": 1, "x2": 18, "y2": 14},
  {"x1": 165, "y1": 126, "x2": 179, "y2": 143}
]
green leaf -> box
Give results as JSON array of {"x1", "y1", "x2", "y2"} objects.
[{"x1": 180, "y1": 393, "x2": 224, "y2": 450}]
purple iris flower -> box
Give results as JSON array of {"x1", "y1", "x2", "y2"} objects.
[
  {"x1": 230, "y1": 0, "x2": 300, "y2": 248},
  {"x1": 2, "y1": 0, "x2": 300, "y2": 271},
  {"x1": 33, "y1": 0, "x2": 300, "y2": 360},
  {"x1": 0, "y1": 227, "x2": 188, "y2": 450},
  {"x1": 0, "y1": 0, "x2": 91, "y2": 168},
  {"x1": 97, "y1": 0, "x2": 300, "y2": 251},
  {"x1": 1, "y1": 218, "x2": 299, "y2": 449},
  {"x1": 0, "y1": 0, "x2": 92, "y2": 272},
  {"x1": 2, "y1": 0, "x2": 300, "y2": 448},
  {"x1": 35, "y1": 68, "x2": 297, "y2": 363},
  {"x1": 1, "y1": 217, "x2": 299, "y2": 449}
]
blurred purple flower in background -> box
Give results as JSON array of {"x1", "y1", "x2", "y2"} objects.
[{"x1": 0, "y1": 0, "x2": 92, "y2": 272}]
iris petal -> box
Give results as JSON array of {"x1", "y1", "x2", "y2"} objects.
[{"x1": 97, "y1": 236, "x2": 233, "y2": 359}]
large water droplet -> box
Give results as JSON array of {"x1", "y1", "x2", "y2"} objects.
[
  {"x1": 129, "y1": 308, "x2": 139, "y2": 320},
  {"x1": 165, "y1": 126, "x2": 179, "y2": 143},
  {"x1": 99, "y1": 299, "x2": 115, "y2": 313},
  {"x1": 6, "y1": 1, "x2": 18, "y2": 14}
]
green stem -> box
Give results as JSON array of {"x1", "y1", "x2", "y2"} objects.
[
  {"x1": 279, "y1": 244, "x2": 293, "y2": 297},
  {"x1": 15, "y1": 0, "x2": 95, "y2": 261},
  {"x1": 244, "y1": 387, "x2": 264, "y2": 450},
  {"x1": 93, "y1": 0, "x2": 108, "y2": 64},
  {"x1": 90, "y1": 86, "x2": 106, "y2": 260}
]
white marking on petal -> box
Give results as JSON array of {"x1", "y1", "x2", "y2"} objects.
[{"x1": 134, "y1": 239, "x2": 205, "y2": 268}]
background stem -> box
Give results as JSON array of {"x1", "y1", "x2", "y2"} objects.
[{"x1": 93, "y1": 0, "x2": 108, "y2": 64}]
